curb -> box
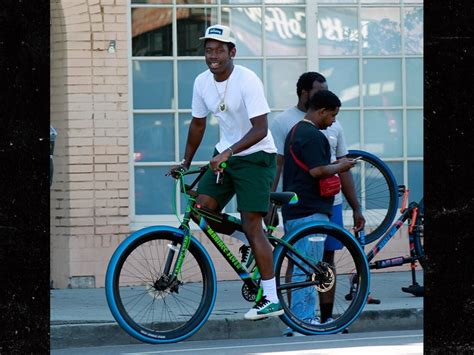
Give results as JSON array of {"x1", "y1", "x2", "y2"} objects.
[{"x1": 51, "y1": 308, "x2": 423, "y2": 349}]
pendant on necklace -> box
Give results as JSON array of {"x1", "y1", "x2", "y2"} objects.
[{"x1": 218, "y1": 102, "x2": 227, "y2": 112}]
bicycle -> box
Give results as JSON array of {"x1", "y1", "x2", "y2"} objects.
[
  {"x1": 345, "y1": 187, "x2": 425, "y2": 300},
  {"x1": 342, "y1": 149, "x2": 399, "y2": 245},
  {"x1": 105, "y1": 163, "x2": 371, "y2": 344}
]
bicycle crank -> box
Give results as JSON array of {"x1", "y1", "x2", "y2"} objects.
[{"x1": 241, "y1": 283, "x2": 259, "y2": 302}]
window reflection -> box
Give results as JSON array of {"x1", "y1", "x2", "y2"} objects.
[
  {"x1": 222, "y1": 6, "x2": 306, "y2": 56},
  {"x1": 385, "y1": 162, "x2": 403, "y2": 190},
  {"x1": 265, "y1": 7, "x2": 306, "y2": 56},
  {"x1": 221, "y1": 0, "x2": 305, "y2": 3},
  {"x1": 133, "y1": 61, "x2": 174, "y2": 109},
  {"x1": 135, "y1": 167, "x2": 175, "y2": 215},
  {"x1": 134, "y1": 114, "x2": 175, "y2": 162},
  {"x1": 361, "y1": 0, "x2": 399, "y2": 3},
  {"x1": 233, "y1": 59, "x2": 263, "y2": 80},
  {"x1": 317, "y1": 7, "x2": 358, "y2": 55},
  {"x1": 361, "y1": 7, "x2": 401, "y2": 55},
  {"x1": 406, "y1": 58, "x2": 423, "y2": 106},
  {"x1": 363, "y1": 58, "x2": 402, "y2": 107},
  {"x1": 320, "y1": 59, "x2": 359, "y2": 106},
  {"x1": 179, "y1": 113, "x2": 219, "y2": 162},
  {"x1": 408, "y1": 161, "x2": 423, "y2": 202},
  {"x1": 132, "y1": 8, "x2": 173, "y2": 56},
  {"x1": 266, "y1": 59, "x2": 306, "y2": 108},
  {"x1": 132, "y1": 7, "x2": 218, "y2": 56},
  {"x1": 404, "y1": 7, "x2": 423, "y2": 54},
  {"x1": 132, "y1": 0, "x2": 172, "y2": 4},
  {"x1": 318, "y1": 0, "x2": 357, "y2": 3},
  {"x1": 177, "y1": 0, "x2": 217, "y2": 4},
  {"x1": 364, "y1": 110, "x2": 403, "y2": 157},
  {"x1": 336, "y1": 110, "x2": 360, "y2": 150},
  {"x1": 222, "y1": 7, "x2": 263, "y2": 56},
  {"x1": 407, "y1": 110, "x2": 423, "y2": 157},
  {"x1": 177, "y1": 8, "x2": 218, "y2": 56},
  {"x1": 178, "y1": 60, "x2": 208, "y2": 108}
]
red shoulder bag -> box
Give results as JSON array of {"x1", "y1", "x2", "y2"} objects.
[{"x1": 288, "y1": 124, "x2": 341, "y2": 197}]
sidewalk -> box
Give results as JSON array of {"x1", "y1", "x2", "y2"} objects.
[{"x1": 51, "y1": 271, "x2": 423, "y2": 349}]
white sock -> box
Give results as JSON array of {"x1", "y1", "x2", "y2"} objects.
[
  {"x1": 230, "y1": 230, "x2": 249, "y2": 246},
  {"x1": 261, "y1": 277, "x2": 279, "y2": 304}
]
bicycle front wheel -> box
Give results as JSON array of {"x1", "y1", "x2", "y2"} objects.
[
  {"x1": 274, "y1": 222, "x2": 370, "y2": 335},
  {"x1": 345, "y1": 150, "x2": 399, "y2": 244},
  {"x1": 105, "y1": 226, "x2": 217, "y2": 344}
]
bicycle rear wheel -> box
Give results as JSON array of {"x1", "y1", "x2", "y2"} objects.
[
  {"x1": 413, "y1": 198, "x2": 425, "y2": 268},
  {"x1": 344, "y1": 150, "x2": 399, "y2": 244},
  {"x1": 274, "y1": 222, "x2": 370, "y2": 334},
  {"x1": 105, "y1": 227, "x2": 217, "y2": 344}
]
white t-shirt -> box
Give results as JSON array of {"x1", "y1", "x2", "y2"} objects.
[
  {"x1": 270, "y1": 106, "x2": 348, "y2": 205},
  {"x1": 192, "y1": 65, "x2": 276, "y2": 156}
]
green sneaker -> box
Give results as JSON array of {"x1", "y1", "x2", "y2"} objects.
[{"x1": 244, "y1": 296, "x2": 283, "y2": 320}]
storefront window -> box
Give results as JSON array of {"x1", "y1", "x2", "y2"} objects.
[{"x1": 129, "y1": 0, "x2": 423, "y2": 220}]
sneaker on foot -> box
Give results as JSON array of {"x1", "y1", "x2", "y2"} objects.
[
  {"x1": 239, "y1": 244, "x2": 256, "y2": 272},
  {"x1": 244, "y1": 296, "x2": 283, "y2": 320}
]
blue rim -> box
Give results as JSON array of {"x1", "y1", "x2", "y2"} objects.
[
  {"x1": 273, "y1": 220, "x2": 370, "y2": 335},
  {"x1": 105, "y1": 225, "x2": 217, "y2": 344},
  {"x1": 347, "y1": 149, "x2": 399, "y2": 242}
]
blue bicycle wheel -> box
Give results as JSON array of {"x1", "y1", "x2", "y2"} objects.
[
  {"x1": 344, "y1": 150, "x2": 399, "y2": 244},
  {"x1": 105, "y1": 226, "x2": 217, "y2": 344},
  {"x1": 274, "y1": 221, "x2": 370, "y2": 335}
]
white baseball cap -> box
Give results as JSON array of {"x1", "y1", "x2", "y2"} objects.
[{"x1": 199, "y1": 24, "x2": 236, "y2": 45}]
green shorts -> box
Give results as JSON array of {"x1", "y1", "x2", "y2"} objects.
[{"x1": 197, "y1": 150, "x2": 276, "y2": 214}]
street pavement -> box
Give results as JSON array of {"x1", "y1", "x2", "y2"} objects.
[{"x1": 51, "y1": 271, "x2": 423, "y2": 349}]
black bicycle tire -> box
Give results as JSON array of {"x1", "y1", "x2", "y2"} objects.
[
  {"x1": 345, "y1": 149, "x2": 399, "y2": 244},
  {"x1": 413, "y1": 198, "x2": 425, "y2": 268},
  {"x1": 274, "y1": 223, "x2": 370, "y2": 334},
  {"x1": 107, "y1": 230, "x2": 216, "y2": 343}
]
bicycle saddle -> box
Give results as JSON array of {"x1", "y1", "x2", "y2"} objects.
[{"x1": 270, "y1": 192, "x2": 298, "y2": 206}]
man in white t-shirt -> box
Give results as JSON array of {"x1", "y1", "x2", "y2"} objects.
[
  {"x1": 168, "y1": 25, "x2": 282, "y2": 321},
  {"x1": 270, "y1": 72, "x2": 366, "y2": 335}
]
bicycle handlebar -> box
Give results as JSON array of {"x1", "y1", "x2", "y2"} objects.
[{"x1": 172, "y1": 162, "x2": 227, "y2": 194}]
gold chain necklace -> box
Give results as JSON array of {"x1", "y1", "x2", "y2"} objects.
[{"x1": 213, "y1": 77, "x2": 230, "y2": 113}]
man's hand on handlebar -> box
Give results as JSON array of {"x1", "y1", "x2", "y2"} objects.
[
  {"x1": 209, "y1": 148, "x2": 232, "y2": 174},
  {"x1": 167, "y1": 160, "x2": 191, "y2": 179}
]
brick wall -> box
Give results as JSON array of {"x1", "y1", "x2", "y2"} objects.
[{"x1": 50, "y1": 0, "x2": 130, "y2": 289}]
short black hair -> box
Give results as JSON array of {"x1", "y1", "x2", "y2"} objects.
[
  {"x1": 307, "y1": 90, "x2": 341, "y2": 111},
  {"x1": 204, "y1": 39, "x2": 235, "y2": 52},
  {"x1": 296, "y1": 72, "x2": 326, "y2": 97}
]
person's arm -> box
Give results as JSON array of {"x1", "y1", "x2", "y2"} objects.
[
  {"x1": 339, "y1": 169, "x2": 365, "y2": 232},
  {"x1": 209, "y1": 114, "x2": 269, "y2": 171},
  {"x1": 308, "y1": 157, "x2": 355, "y2": 178},
  {"x1": 182, "y1": 117, "x2": 206, "y2": 168}
]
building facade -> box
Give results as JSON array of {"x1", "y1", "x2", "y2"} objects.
[{"x1": 50, "y1": 0, "x2": 423, "y2": 289}]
